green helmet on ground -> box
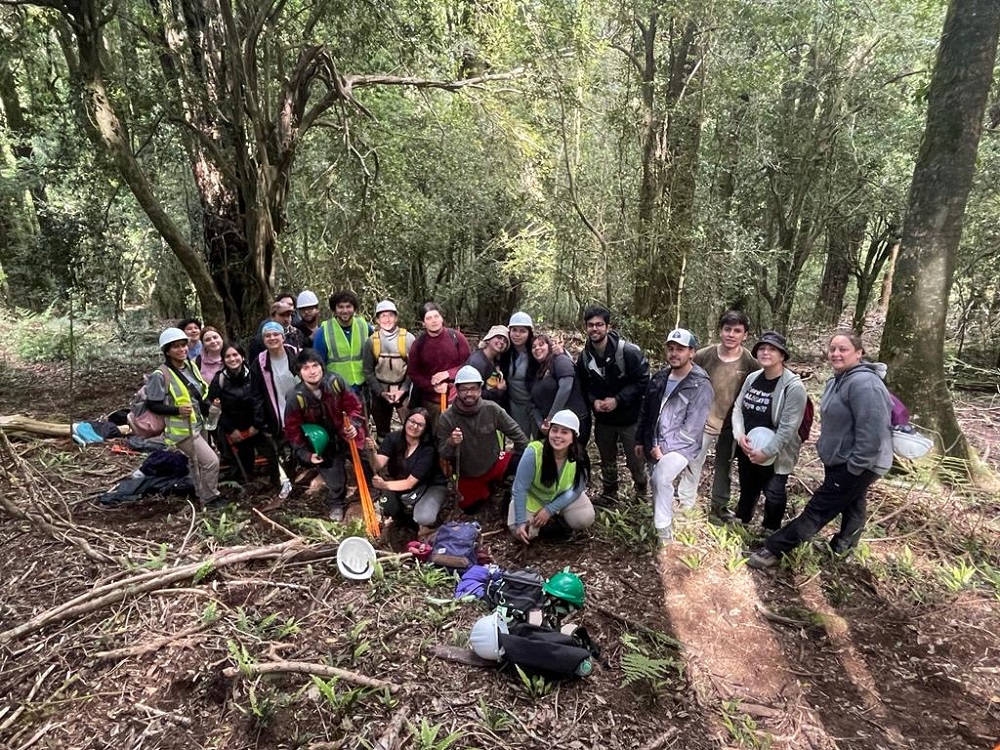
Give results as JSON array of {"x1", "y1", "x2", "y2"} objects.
[
  {"x1": 544, "y1": 568, "x2": 585, "y2": 609},
  {"x1": 302, "y1": 423, "x2": 330, "y2": 455}
]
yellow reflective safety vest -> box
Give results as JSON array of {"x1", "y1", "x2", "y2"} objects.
[
  {"x1": 159, "y1": 363, "x2": 209, "y2": 446},
  {"x1": 526, "y1": 441, "x2": 577, "y2": 513},
  {"x1": 322, "y1": 316, "x2": 367, "y2": 386}
]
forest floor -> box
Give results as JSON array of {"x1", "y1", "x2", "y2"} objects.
[{"x1": 0, "y1": 344, "x2": 999, "y2": 750}]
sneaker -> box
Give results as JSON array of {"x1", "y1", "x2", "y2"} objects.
[
  {"x1": 708, "y1": 508, "x2": 736, "y2": 526},
  {"x1": 327, "y1": 506, "x2": 345, "y2": 523},
  {"x1": 278, "y1": 480, "x2": 292, "y2": 500},
  {"x1": 657, "y1": 527, "x2": 673, "y2": 546},
  {"x1": 747, "y1": 548, "x2": 779, "y2": 569}
]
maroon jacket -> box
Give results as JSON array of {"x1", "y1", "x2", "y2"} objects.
[
  {"x1": 407, "y1": 328, "x2": 471, "y2": 403},
  {"x1": 283, "y1": 374, "x2": 365, "y2": 462}
]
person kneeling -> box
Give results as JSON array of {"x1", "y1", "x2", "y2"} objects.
[
  {"x1": 283, "y1": 349, "x2": 366, "y2": 522},
  {"x1": 366, "y1": 407, "x2": 447, "y2": 537},
  {"x1": 508, "y1": 410, "x2": 594, "y2": 544}
]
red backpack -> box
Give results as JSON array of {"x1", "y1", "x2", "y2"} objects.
[{"x1": 797, "y1": 397, "x2": 815, "y2": 442}]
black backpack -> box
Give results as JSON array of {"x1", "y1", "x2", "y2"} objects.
[{"x1": 484, "y1": 568, "x2": 545, "y2": 620}]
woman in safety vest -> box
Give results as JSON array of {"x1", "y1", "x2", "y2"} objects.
[
  {"x1": 145, "y1": 327, "x2": 223, "y2": 509},
  {"x1": 508, "y1": 409, "x2": 594, "y2": 544}
]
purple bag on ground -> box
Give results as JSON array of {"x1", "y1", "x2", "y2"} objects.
[{"x1": 140, "y1": 449, "x2": 190, "y2": 478}]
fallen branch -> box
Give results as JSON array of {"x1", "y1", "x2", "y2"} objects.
[
  {"x1": 373, "y1": 704, "x2": 411, "y2": 750},
  {"x1": 94, "y1": 623, "x2": 212, "y2": 661},
  {"x1": 0, "y1": 415, "x2": 71, "y2": 438},
  {"x1": 222, "y1": 660, "x2": 401, "y2": 693},
  {"x1": 0, "y1": 539, "x2": 307, "y2": 645}
]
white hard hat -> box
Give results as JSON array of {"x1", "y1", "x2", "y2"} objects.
[
  {"x1": 549, "y1": 410, "x2": 580, "y2": 436},
  {"x1": 296, "y1": 290, "x2": 320, "y2": 308},
  {"x1": 746, "y1": 427, "x2": 777, "y2": 466},
  {"x1": 469, "y1": 611, "x2": 509, "y2": 661},
  {"x1": 375, "y1": 300, "x2": 398, "y2": 315},
  {"x1": 336, "y1": 536, "x2": 377, "y2": 580},
  {"x1": 892, "y1": 428, "x2": 933, "y2": 460},
  {"x1": 508, "y1": 311, "x2": 533, "y2": 328},
  {"x1": 454, "y1": 365, "x2": 484, "y2": 386},
  {"x1": 159, "y1": 327, "x2": 189, "y2": 349}
]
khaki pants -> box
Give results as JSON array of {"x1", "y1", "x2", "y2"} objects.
[{"x1": 176, "y1": 433, "x2": 220, "y2": 502}]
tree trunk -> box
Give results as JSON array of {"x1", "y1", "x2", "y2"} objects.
[
  {"x1": 813, "y1": 215, "x2": 859, "y2": 327},
  {"x1": 881, "y1": 0, "x2": 1000, "y2": 468}
]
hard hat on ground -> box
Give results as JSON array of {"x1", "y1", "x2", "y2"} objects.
[
  {"x1": 337, "y1": 537, "x2": 377, "y2": 580},
  {"x1": 469, "y1": 611, "x2": 509, "y2": 661},
  {"x1": 543, "y1": 569, "x2": 585, "y2": 609}
]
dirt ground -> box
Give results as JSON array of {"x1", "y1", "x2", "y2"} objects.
[{"x1": 0, "y1": 355, "x2": 998, "y2": 750}]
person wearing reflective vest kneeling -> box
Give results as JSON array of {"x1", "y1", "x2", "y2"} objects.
[
  {"x1": 508, "y1": 410, "x2": 594, "y2": 544},
  {"x1": 145, "y1": 327, "x2": 223, "y2": 509}
]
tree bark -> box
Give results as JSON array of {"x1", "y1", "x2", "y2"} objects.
[
  {"x1": 881, "y1": 0, "x2": 1000, "y2": 466},
  {"x1": 813, "y1": 215, "x2": 858, "y2": 327}
]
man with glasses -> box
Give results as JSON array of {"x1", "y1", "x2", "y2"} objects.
[
  {"x1": 437, "y1": 365, "x2": 528, "y2": 513},
  {"x1": 575, "y1": 304, "x2": 650, "y2": 505}
]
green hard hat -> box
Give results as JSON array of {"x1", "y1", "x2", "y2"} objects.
[
  {"x1": 302, "y1": 423, "x2": 330, "y2": 455},
  {"x1": 543, "y1": 568, "x2": 585, "y2": 609}
]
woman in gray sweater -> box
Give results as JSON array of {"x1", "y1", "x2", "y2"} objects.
[{"x1": 747, "y1": 330, "x2": 893, "y2": 568}]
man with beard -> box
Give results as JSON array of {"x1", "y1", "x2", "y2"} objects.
[
  {"x1": 575, "y1": 304, "x2": 650, "y2": 504},
  {"x1": 437, "y1": 365, "x2": 528, "y2": 513},
  {"x1": 293, "y1": 290, "x2": 322, "y2": 346},
  {"x1": 408, "y1": 302, "x2": 471, "y2": 426},
  {"x1": 635, "y1": 329, "x2": 714, "y2": 545},
  {"x1": 313, "y1": 290, "x2": 372, "y2": 395}
]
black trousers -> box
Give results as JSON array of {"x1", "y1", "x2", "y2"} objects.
[
  {"x1": 735, "y1": 448, "x2": 789, "y2": 531},
  {"x1": 765, "y1": 464, "x2": 877, "y2": 555}
]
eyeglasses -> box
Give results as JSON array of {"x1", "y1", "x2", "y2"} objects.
[
  {"x1": 456, "y1": 385, "x2": 480, "y2": 394},
  {"x1": 406, "y1": 419, "x2": 427, "y2": 428}
]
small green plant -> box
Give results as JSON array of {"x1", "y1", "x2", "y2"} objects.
[
  {"x1": 515, "y1": 665, "x2": 554, "y2": 700},
  {"x1": 227, "y1": 639, "x2": 256, "y2": 676},
  {"x1": 673, "y1": 527, "x2": 699, "y2": 546},
  {"x1": 679, "y1": 552, "x2": 703, "y2": 570},
  {"x1": 234, "y1": 681, "x2": 289, "y2": 728},
  {"x1": 620, "y1": 633, "x2": 682, "y2": 694},
  {"x1": 408, "y1": 718, "x2": 464, "y2": 750},
  {"x1": 234, "y1": 607, "x2": 301, "y2": 640},
  {"x1": 594, "y1": 503, "x2": 658, "y2": 550},
  {"x1": 412, "y1": 563, "x2": 458, "y2": 590},
  {"x1": 200, "y1": 510, "x2": 246, "y2": 545},
  {"x1": 201, "y1": 600, "x2": 221, "y2": 625},
  {"x1": 720, "y1": 699, "x2": 772, "y2": 749},
  {"x1": 311, "y1": 675, "x2": 369, "y2": 713},
  {"x1": 476, "y1": 697, "x2": 513, "y2": 732},
  {"x1": 978, "y1": 562, "x2": 1000, "y2": 600},
  {"x1": 193, "y1": 561, "x2": 216, "y2": 583},
  {"x1": 345, "y1": 618, "x2": 373, "y2": 662},
  {"x1": 138, "y1": 543, "x2": 170, "y2": 570},
  {"x1": 939, "y1": 558, "x2": 977, "y2": 592}
]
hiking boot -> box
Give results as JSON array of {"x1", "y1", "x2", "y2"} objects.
[
  {"x1": 593, "y1": 487, "x2": 618, "y2": 507},
  {"x1": 747, "y1": 548, "x2": 779, "y2": 570},
  {"x1": 203, "y1": 495, "x2": 228, "y2": 511},
  {"x1": 708, "y1": 508, "x2": 736, "y2": 526},
  {"x1": 327, "y1": 505, "x2": 345, "y2": 523}
]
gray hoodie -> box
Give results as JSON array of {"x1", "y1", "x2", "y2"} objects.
[
  {"x1": 816, "y1": 363, "x2": 893, "y2": 476},
  {"x1": 731, "y1": 368, "x2": 807, "y2": 475}
]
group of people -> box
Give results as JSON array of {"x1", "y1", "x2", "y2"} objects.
[{"x1": 145, "y1": 296, "x2": 896, "y2": 565}]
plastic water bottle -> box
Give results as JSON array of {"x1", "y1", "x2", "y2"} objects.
[
  {"x1": 205, "y1": 400, "x2": 221, "y2": 431},
  {"x1": 575, "y1": 659, "x2": 593, "y2": 677}
]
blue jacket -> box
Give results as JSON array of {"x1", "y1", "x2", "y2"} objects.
[{"x1": 635, "y1": 364, "x2": 713, "y2": 462}]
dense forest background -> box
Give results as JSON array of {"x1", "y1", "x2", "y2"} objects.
[{"x1": 1, "y1": 0, "x2": 998, "y2": 461}]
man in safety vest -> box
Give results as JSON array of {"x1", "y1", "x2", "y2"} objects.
[
  {"x1": 362, "y1": 299, "x2": 416, "y2": 441},
  {"x1": 313, "y1": 290, "x2": 372, "y2": 395}
]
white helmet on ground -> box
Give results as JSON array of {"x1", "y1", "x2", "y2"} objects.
[
  {"x1": 296, "y1": 290, "x2": 320, "y2": 308},
  {"x1": 469, "y1": 611, "x2": 509, "y2": 661},
  {"x1": 454, "y1": 365, "x2": 484, "y2": 386},
  {"x1": 159, "y1": 327, "x2": 188, "y2": 350},
  {"x1": 549, "y1": 410, "x2": 580, "y2": 436},
  {"x1": 892, "y1": 428, "x2": 933, "y2": 460},
  {"x1": 508, "y1": 311, "x2": 533, "y2": 328},
  {"x1": 375, "y1": 300, "x2": 398, "y2": 315},
  {"x1": 336, "y1": 536, "x2": 377, "y2": 580}
]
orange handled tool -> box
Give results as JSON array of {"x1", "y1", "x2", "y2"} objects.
[
  {"x1": 344, "y1": 413, "x2": 380, "y2": 538},
  {"x1": 439, "y1": 391, "x2": 447, "y2": 414}
]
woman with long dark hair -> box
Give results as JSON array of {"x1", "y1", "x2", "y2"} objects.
[
  {"x1": 208, "y1": 342, "x2": 265, "y2": 484},
  {"x1": 365, "y1": 407, "x2": 447, "y2": 536},
  {"x1": 196, "y1": 326, "x2": 225, "y2": 385},
  {"x1": 499, "y1": 311, "x2": 537, "y2": 437},
  {"x1": 529, "y1": 333, "x2": 591, "y2": 445},
  {"x1": 508, "y1": 410, "x2": 594, "y2": 544},
  {"x1": 748, "y1": 330, "x2": 893, "y2": 568}
]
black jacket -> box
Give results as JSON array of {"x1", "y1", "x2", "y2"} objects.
[
  {"x1": 208, "y1": 365, "x2": 265, "y2": 434},
  {"x1": 574, "y1": 332, "x2": 649, "y2": 426}
]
